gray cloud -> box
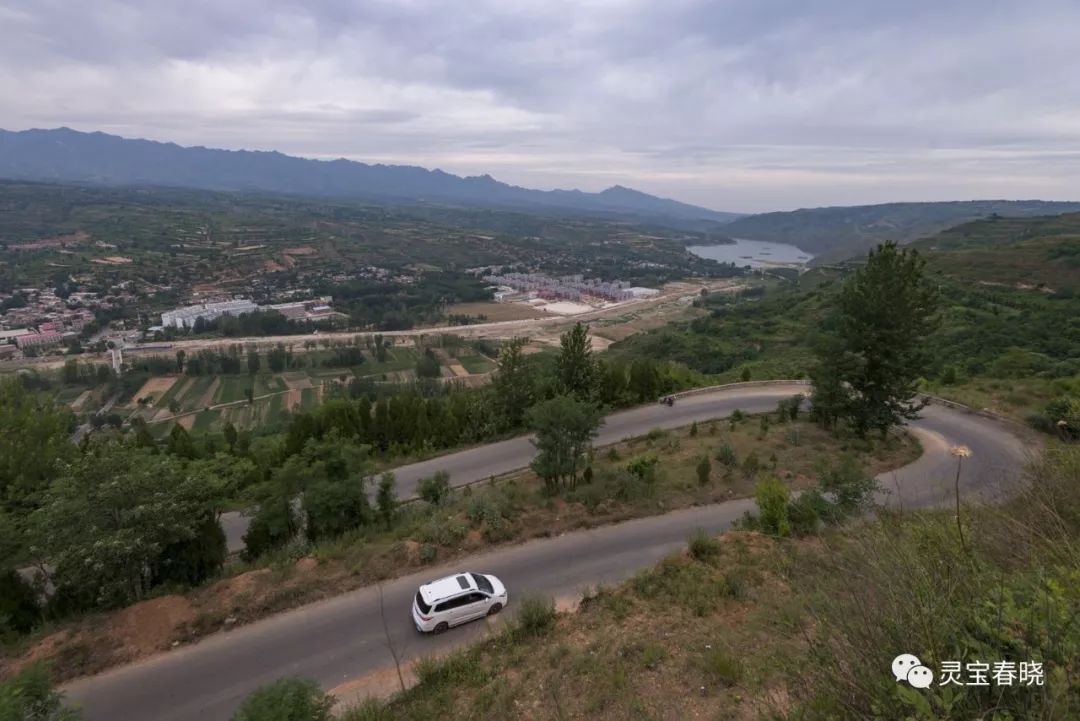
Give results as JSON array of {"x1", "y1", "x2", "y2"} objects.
[{"x1": 1, "y1": 0, "x2": 1078, "y2": 211}]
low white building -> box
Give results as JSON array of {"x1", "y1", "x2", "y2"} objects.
[
  {"x1": 626, "y1": 287, "x2": 661, "y2": 298},
  {"x1": 161, "y1": 299, "x2": 257, "y2": 329}
]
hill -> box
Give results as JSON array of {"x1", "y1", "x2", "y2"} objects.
[
  {"x1": 0, "y1": 127, "x2": 741, "y2": 226},
  {"x1": 722, "y1": 200, "x2": 1080, "y2": 261},
  {"x1": 610, "y1": 211, "x2": 1080, "y2": 421},
  {"x1": 910, "y1": 211, "x2": 1080, "y2": 293}
]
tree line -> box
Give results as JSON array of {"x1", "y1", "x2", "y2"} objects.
[{"x1": 0, "y1": 321, "x2": 704, "y2": 639}]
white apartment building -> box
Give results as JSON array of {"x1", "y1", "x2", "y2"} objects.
[{"x1": 160, "y1": 299, "x2": 257, "y2": 329}]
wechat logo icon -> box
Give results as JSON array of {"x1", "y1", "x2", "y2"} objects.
[{"x1": 893, "y1": 654, "x2": 934, "y2": 689}]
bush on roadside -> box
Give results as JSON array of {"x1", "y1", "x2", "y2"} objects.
[
  {"x1": 418, "y1": 471, "x2": 452, "y2": 506},
  {"x1": 0, "y1": 664, "x2": 80, "y2": 720},
  {"x1": 688, "y1": 530, "x2": 722, "y2": 561},
  {"x1": 715, "y1": 443, "x2": 737, "y2": 467},
  {"x1": 626, "y1": 454, "x2": 659, "y2": 483},
  {"x1": 515, "y1": 595, "x2": 557, "y2": 638},
  {"x1": 695, "y1": 455, "x2": 712, "y2": 486},
  {"x1": 242, "y1": 496, "x2": 298, "y2": 562},
  {"x1": 753, "y1": 476, "x2": 791, "y2": 537},
  {"x1": 231, "y1": 677, "x2": 333, "y2": 721}
]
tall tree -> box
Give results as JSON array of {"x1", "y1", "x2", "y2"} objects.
[
  {"x1": 0, "y1": 378, "x2": 75, "y2": 512},
  {"x1": 246, "y1": 349, "x2": 261, "y2": 374},
  {"x1": 557, "y1": 322, "x2": 596, "y2": 400},
  {"x1": 527, "y1": 395, "x2": 602, "y2": 493},
  {"x1": 811, "y1": 242, "x2": 940, "y2": 437},
  {"x1": 30, "y1": 441, "x2": 225, "y2": 610},
  {"x1": 491, "y1": 338, "x2": 531, "y2": 429}
]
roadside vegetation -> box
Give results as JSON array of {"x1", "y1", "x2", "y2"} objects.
[
  {"x1": 302, "y1": 443, "x2": 1078, "y2": 721},
  {"x1": 0, "y1": 389, "x2": 916, "y2": 680}
]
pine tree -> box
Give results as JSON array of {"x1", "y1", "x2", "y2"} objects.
[
  {"x1": 557, "y1": 322, "x2": 596, "y2": 400},
  {"x1": 492, "y1": 338, "x2": 531, "y2": 430},
  {"x1": 811, "y1": 242, "x2": 940, "y2": 437}
]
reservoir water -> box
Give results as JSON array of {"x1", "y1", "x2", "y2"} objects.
[{"x1": 688, "y1": 238, "x2": 812, "y2": 268}]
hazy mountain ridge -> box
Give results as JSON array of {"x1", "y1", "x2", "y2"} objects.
[
  {"x1": 0, "y1": 127, "x2": 741, "y2": 225},
  {"x1": 723, "y1": 200, "x2": 1080, "y2": 261}
]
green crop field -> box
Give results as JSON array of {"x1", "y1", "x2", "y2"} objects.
[{"x1": 456, "y1": 354, "x2": 495, "y2": 374}]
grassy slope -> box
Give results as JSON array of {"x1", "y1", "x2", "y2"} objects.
[{"x1": 351, "y1": 445, "x2": 1080, "y2": 721}]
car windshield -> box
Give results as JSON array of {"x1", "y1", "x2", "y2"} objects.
[
  {"x1": 415, "y1": 591, "x2": 430, "y2": 614},
  {"x1": 473, "y1": 574, "x2": 493, "y2": 594}
]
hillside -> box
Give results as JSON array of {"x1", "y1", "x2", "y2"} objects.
[
  {"x1": 722, "y1": 200, "x2": 1080, "y2": 261},
  {"x1": 911, "y1": 211, "x2": 1080, "y2": 293},
  {"x1": 0, "y1": 128, "x2": 741, "y2": 226},
  {"x1": 611, "y1": 212, "x2": 1080, "y2": 422}
]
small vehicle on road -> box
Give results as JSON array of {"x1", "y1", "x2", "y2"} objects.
[
  {"x1": 660, "y1": 395, "x2": 675, "y2": 406},
  {"x1": 412, "y1": 572, "x2": 508, "y2": 634}
]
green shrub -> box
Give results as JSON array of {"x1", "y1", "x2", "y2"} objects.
[
  {"x1": 754, "y1": 476, "x2": 791, "y2": 537},
  {"x1": 418, "y1": 518, "x2": 467, "y2": 547},
  {"x1": 515, "y1": 595, "x2": 557, "y2": 638},
  {"x1": 567, "y1": 482, "x2": 607, "y2": 513},
  {"x1": 466, "y1": 493, "x2": 507, "y2": 527},
  {"x1": 626, "y1": 454, "x2": 659, "y2": 482},
  {"x1": 418, "y1": 471, "x2": 452, "y2": 505},
  {"x1": 696, "y1": 455, "x2": 712, "y2": 486},
  {"x1": 0, "y1": 663, "x2": 79, "y2": 720},
  {"x1": 688, "y1": 530, "x2": 722, "y2": 561},
  {"x1": 303, "y1": 477, "x2": 372, "y2": 543},
  {"x1": 231, "y1": 678, "x2": 333, "y2": 721},
  {"x1": 715, "y1": 443, "x2": 737, "y2": 467},
  {"x1": 242, "y1": 496, "x2": 298, "y2": 562},
  {"x1": 818, "y1": 455, "x2": 877, "y2": 517}
]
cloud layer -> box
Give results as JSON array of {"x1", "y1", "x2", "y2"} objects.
[{"x1": 2, "y1": 0, "x2": 1078, "y2": 211}]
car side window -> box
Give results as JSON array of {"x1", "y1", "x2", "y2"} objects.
[
  {"x1": 439, "y1": 595, "x2": 468, "y2": 611},
  {"x1": 464, "y1": 592, "x2": 485, "y2": 604}
]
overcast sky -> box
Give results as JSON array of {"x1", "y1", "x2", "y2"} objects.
[{"x1": 2, "y1": 0, "x2": 1079, "y2": 212}]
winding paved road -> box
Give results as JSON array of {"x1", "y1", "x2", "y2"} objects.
[{"x1": 65, "y1": 382, "x2": 1031, "y2": 721}]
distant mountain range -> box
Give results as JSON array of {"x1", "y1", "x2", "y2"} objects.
[
  {"x1": 3, "y1": 127, "x2": 1079, "y2": 260},
  {"x1": 0, "y1": 127, "x2": 741, "y2": 226},
  {"x1": 722, "y1": 200, "x2": 1080, "y2": 261}
]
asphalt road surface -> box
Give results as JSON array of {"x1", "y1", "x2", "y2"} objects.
[{"x1": 65, "y1": 383, "x2": 1030, "y2": 721}]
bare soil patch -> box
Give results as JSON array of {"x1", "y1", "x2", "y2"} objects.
[
  {"x1": 69, "y1": 390, "x2": 91, "y2": 412},
  {"x1": 447, "y1": 302, "x2": 546, "y2": 322},
  {"x1": 131, "y1": 376, "x2": 178, "y2": 405},
  {"x1": 10, "y1": 230, "x2": 89, "y2": 251}
]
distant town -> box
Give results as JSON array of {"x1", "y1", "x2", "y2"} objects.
[{"x1": 0, "y1": 268, "x2": 659, "y2": 363}]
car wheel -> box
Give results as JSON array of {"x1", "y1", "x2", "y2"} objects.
[
  {"x1": 487, "y1": 603, "x2": 503, "y2": 616},
  {"x1": 433, "y1": 622, "x2": 449, "y2": 635}
]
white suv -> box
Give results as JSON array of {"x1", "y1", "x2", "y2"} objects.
[{"x1": 412, "y1": 572, "x2": 508, "y2": 634}]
